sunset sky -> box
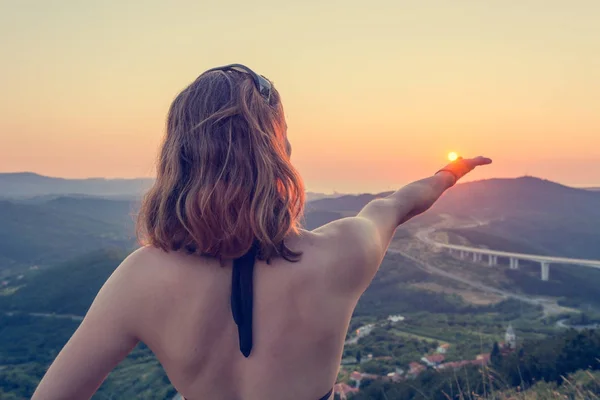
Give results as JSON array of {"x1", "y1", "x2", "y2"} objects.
[{"x1": 1, "y1": 1, "x2": 598, "y2": 193}]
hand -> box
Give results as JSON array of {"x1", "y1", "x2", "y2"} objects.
[{"x1": 436, "y1": 156, "x2": 492, "y2": 186}]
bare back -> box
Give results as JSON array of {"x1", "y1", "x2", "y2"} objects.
[
  {"x1": 138, "y1": 231, "x2": 356, "y2": 400},
  {"x1": 30, "y1": 214, "x2": 385, "y2": 400}
]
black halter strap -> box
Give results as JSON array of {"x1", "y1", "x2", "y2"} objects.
[
  {"x1": 230, "y1": 244, "x2": 335, "y2": 399},
  {"x1": 230, "y1": 243, "x2": 259, "y2": 358}
]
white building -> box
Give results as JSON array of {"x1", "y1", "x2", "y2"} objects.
[
  {"x1": 356, "y1": 324, "x2": 375, "y2": 337},
  {"x1": 505, "y1": 324, "x2": 516, "y2": 349},
  {"x1": 387, "y1": 315, "x2": 405, "y2": 323},
  {"x1": 436, "y1": 343, "x2": 450, "y2": 354}
]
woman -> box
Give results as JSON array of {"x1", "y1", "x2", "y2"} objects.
[{"x1": 32, "y1": 64, "x2": 491, "y2": 399}]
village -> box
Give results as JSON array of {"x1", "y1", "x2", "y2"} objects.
[{"x1": 333, "y1": 317, "x2": 517, "y2": 399}]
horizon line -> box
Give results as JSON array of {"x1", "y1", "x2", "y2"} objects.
[{"x1": 1, "y1": 170, "x2": 598, "y2": 194}]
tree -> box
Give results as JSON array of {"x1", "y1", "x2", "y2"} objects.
[{"x1": 490, "y1": 341, "x2": 501, "y2": 366}]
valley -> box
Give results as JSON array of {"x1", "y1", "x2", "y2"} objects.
[{"x1": 1, "y1": 175, "x2": 600, "y2": 399}]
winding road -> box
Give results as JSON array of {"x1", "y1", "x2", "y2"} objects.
[
  {"x1": 4, "y1": 311, "x2": 83, "y2": 321},
  {"x1": 386, "y1": 247, "x2": 565, "y2": 315},
  {"x1": 387, "y1": 223, "x2": 584, "y2": 316}
]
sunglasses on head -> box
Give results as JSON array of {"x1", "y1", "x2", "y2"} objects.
[{"x1": 204, "y1": 63, "x2": 272, "y2": 102}]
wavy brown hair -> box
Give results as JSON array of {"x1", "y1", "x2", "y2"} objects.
[{"x1": 137, "y1": 67, "x2": 305, "y2": 262}]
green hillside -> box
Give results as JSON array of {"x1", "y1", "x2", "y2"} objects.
[
  {"x1": 350, "y1": 329, "x2": 600, "y2": 400},
  {"x1": 0, "y1": 315, "x2": 175, "y2": 400},
  {"x1": 307, "y1": 177, "x2": 600, "y2": 259},
  {"x1": 433, "y1": 177, "x2": 600, "y2": 259},
  {"x1": 0, "y1": 250, "x2": 176, "y2": 400},
  {"x1": 1, "y1": 176, "x2": 599, "y2": 399},
  {"x1": 442, "y1": 228, "x2": 600, "y2": 308},
  {"x1": 1, "y1": 249, "x2": 126, "y2": 315},
  {"x1": 0, "y1": 198, "x2": 136, "y2": 269}
]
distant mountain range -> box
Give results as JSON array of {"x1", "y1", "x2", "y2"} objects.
[
  {"x1": 0, "y1": 172, "x2": 154, "y2": 199},
  {"x1": 0, "y1": 172, "x2": 338, "y2": 201},
  {"x1": 304, "y1": 176, "x2": 600, "y2": 259},
  {"x1": 0, "y1": 173, "x2": 341, "y2": 268},
  {"x1": 431, "y1": 177, "x2": 600, "y2": 258},
  {"x1": 0, "y1": 196, "x2": 137, "y2": 269},
  {"x1": 1, "y1": 174, "x2": 599, "y2": 269}
]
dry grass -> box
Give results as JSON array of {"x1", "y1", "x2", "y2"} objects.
[
  {"x1": 447, "y1": 367, "x2": 600, "y2": 400},
  {"x1": 411, "y1": 282, "x2": 504, "y2": 305}
]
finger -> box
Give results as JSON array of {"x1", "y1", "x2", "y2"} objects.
[
  {"x1": 465, "y1": 156, "x2": 492, "y2": 167},
  {"x1": 475, "y1": 156, "x2": 492, "y2": 165}
]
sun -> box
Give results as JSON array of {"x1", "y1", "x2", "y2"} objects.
[{"x1": 447, "y1": 152, "x2": 459, "y2": 162}]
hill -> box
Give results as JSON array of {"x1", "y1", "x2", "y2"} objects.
[
  {"x1": 0, "y1": 172, "x2": 340, "y2": 202},
  {"x1": 1, "y1": 249, "x2": 126, "y2": 315},
  {"x1": 304, "y1": 176, "x2": 600, "y2": 259},
  {"x1": 307, "y1": 192, "x2": 392, "y2": 213},
  {"x1": 2, "y1": 175, "x2": 598, "y2": 270},
  {"x1": 0, "y1": 196, "x2": 136, "y2": 269},
  {"x1": 305, "y1": 192, "x2": 344, "y2": 202},
  {"x1": 0, "y1": 193, "x2": 339, "y2": 269},
  {"x1": 432, "y1": 177, "x2": 600, "y2": 258},
  {"x1": 0, "y1": 172, "x2": 154, "y2": 199},
  {"x1": 0, "y1": 193, "x2": 342, "y2": 269},
  {"x1": 307, "y1": 176, "x2": 600, "y2": 306},
  {"x1": 304, "y1": 191, "x2": 441, "y2": 229},
  {"x1": 432, "y1": 176, "x2": 600, "y2": 221}
]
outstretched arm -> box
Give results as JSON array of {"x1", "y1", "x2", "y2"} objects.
[
  {"x1": 360, "y1": 156, "x2": 492, "y2": 234},
  {"x1": 316, "y1": 156, "x2": 492, "y2": 294},
  {"x1": 31, "y1": 255, "x2": 143, "y2": 400}
]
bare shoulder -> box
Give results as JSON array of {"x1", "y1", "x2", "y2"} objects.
[
  {"x1": 302, "y1": 217, "x2": 385, "y2": 296},
  {"x1": 112, "y1": 246, "x2": 172, "y2": 288},
  {"x1": 117, "y1": 246, "x2": 208, "y2": 292},
  {"x1": 122, "y1": 245, "x2": 172, "y2": 268},
  {"x1": 104, "y1": 247, "x2": 198, "y2": 316}
]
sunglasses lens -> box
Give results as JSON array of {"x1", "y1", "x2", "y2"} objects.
[
  {"x1": 257, "y1": 76, "x2": 272, "y2": 100},
  {"x1": 206, "y1": 64, "x2": 271, "y2": 101}
]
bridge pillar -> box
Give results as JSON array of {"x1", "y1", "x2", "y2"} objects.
[
  {"x1": 509, "y1": 258, "x2": 519, "y2": 269},
  {"x1": 488, "y1": 255, "x2": 497, "y2": 266},
  {"x1": 541, "y1": 262, "x2": 550, "y2": 281},
  {"x1": 459, "y1": 250, "x2": 465, "y2": 259},
  {"x1": 473, "y1": 253, "x2": 478, "y2": 262}
]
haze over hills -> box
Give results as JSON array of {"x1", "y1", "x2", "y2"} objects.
[
  {"x1": 0, "y1": 172, "x2": 154, "y2": 199},
  {"x1": 306, "y1": 176, "x2": 600, "y2": 259},
  {"x1": 0, "y1": 172, "x2": 338, "y2": 201},
  {"x1": 431, "y1": 177, "x2": 600, "y2": 259},
  {"x1": 2, "y1": 175, "x2": 599, "y2": 271},
  {"x1": 433, "y1": 176, "x2": 600, "y2": 219},
  {"x1": 0, "y1": 196, "x2": 136, "y2": 269},
  {"x1": 0, "y1": 173, "x2": 341, "y2": 268}
]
